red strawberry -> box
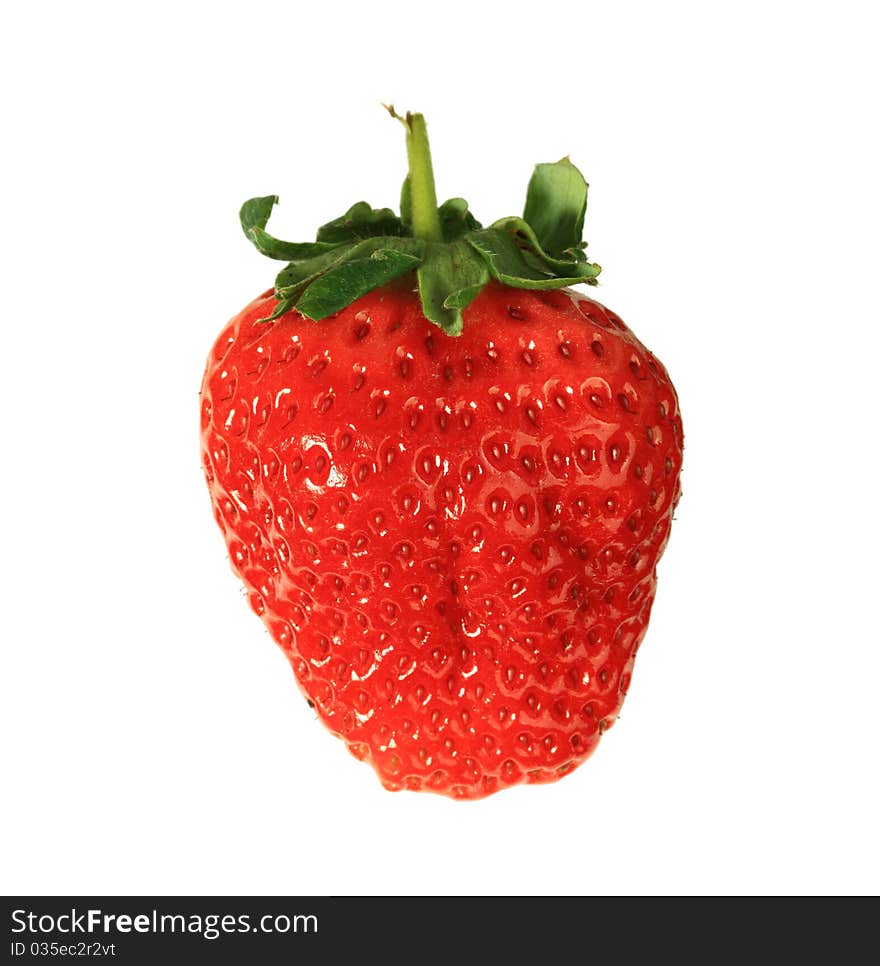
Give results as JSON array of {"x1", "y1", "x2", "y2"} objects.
[{"x1": 200, "y1": 109, "x2": 683, "y2": 799}]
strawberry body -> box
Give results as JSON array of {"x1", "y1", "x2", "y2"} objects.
[{"x1": 200, "y1": 280, "x2": 682, "y2": 798}]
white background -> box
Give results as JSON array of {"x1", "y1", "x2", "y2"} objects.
[{"x1": 2, "y1": 0, "x2": 878, "y2": 897}]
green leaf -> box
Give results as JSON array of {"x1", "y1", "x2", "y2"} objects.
[
  {"x1": 522, "y1": 158, "x2": 588, "y2": 259},
  {"x1": 438, "y1": 198, "x2": 482, "y2": 242},
  {"x1": 417, "y1": 240, "x2": 490, "y2": 336},
  {"x1": 274, "y1": 246, "x2": 356, "y2": 299},
  {"x1": 255, "y1": 296, "x2": 297, "y2": 324},
  {"x1": 240, "y1": 195, "x2": 278, "y2": 235},
  {"x1": 468, "y1": 228, "x2": 600, "y2": 289},
  {"x1": 240, "y1": 195, "x2": 337, "y2": 260},
  {"x1": 316, "y1": 202, "x2": 406, "y2": 244},
  {"x1": 488, "y1": 216, "x2": 590, "y2": 272},
  {"x1": 248, "y1": 228, "x2": 337, "y2": 261},
  {"x1": 274, "y1": 237, "x2": 424, "y2": 300},
  {"x1": 296, "y1": 249, "x2": 421, "y2": 320}
]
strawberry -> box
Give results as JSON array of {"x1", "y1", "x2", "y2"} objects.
[{"x1": 200, "y1": 109, "x2": 683, "y2": 799}]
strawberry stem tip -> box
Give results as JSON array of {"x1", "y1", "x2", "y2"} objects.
[
  {"x1": 239, "y1": 110, "x2": 602, "y2": 335},
  {"x1": 386, "y1": 107, "x2": 443, "y2": 243}
]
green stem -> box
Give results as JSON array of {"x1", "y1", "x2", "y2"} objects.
[{"x1": 389, "y1": 108, "x2": 442, "y2": 242}]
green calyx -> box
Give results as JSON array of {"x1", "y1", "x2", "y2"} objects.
[{"x1": 240, "y1": 109, "x2": 601, "y2": 336}]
